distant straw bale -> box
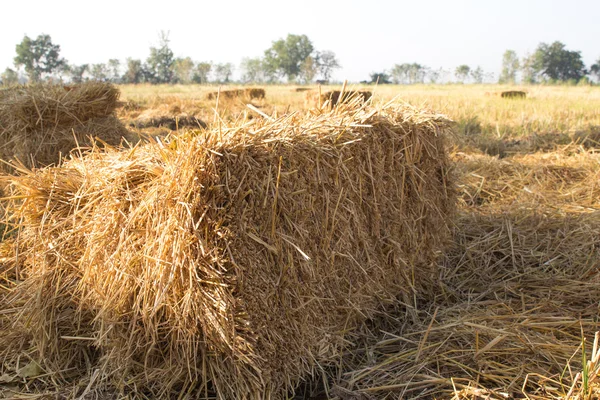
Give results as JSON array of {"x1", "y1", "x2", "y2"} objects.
[
  {"x1": 294, "y1": 87, "x2": 313, "y2": 92},
  {"x1": 1, "y1": 102, "x2": 454, "y2": 398},
  {"x1": 501, "y1": 90, "x2": 527, "y2": 99},
  {"x1": 130, "y1": 109, "x2": 207, "y2": 130},
  {"x1": 0, "y1": 82, "x2": 127, "y2": 171},
  {"x1": 244, "y1": 88, "x2": 265, "y2": 99}
]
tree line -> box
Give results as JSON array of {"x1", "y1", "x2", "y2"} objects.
[
  {"x1": 0, "y1": 32, "x2": 340, "y2": 85},
  {"x1": 1, "y1": 33, "x2": 599, "y2": 85}
]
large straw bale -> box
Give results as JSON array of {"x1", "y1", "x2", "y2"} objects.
[
  {"x1": 0, "y1": 82, "x2": 126, "y2": 171},
  {"x1": 2, "y1": 102, "x2": 454, "y2": 398}
]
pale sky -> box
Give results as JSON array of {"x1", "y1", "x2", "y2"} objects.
[{"x1": 1, "y1": 0, "x2": 599, "y2": 82}]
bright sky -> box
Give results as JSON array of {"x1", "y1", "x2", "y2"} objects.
[{"x1": 1, "y1": 0, "x2": 599, "y2": 82}]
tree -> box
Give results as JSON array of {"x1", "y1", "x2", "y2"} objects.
[
  {"x1": 146, "y1": 31, "x2": 175, "y2": 84},
  {"x1": 499, "y1": 50, "x2": 520, "y2": 84},
  {"x1": 214, "y1": 63, "x2": 234, "y2": 83},
  {"x1": 455, "y1": 65, "x2": 471, "y2": 83},
  {"x1": 427, "y1": 68, "x2": 443, "y2": 84},
  {"x1": 591, "y1": 58, "x2": 600, "y2": 82},
  {"x1": 391, "y1": 63, "x2": 427, "y2": 84},
  {"x1": 368, "y1": 72, "x2": 391, "y2": 84},
  {"x1": 533, "y1": 41, "x2": 586, "y2": 82},
  {"x1": 90, "y1": 63, "x2": 109, "y2": 81},
  {"x1": 298, "y1": 56, "x2": 317, "y2": 84},
  {"x1": 123, "y1": 58, "x2": 144, "y2": 84},
  {"x1": 172, "y1": 57, "x2": 195, "y2": 84},
  {"x1": 192, "y1": 62, "x2": 212, "y2": 84},
  {"x1": 240, "y1": 57, "x2": 267, "y2": 83},
  {"x1": 68, "y1": 64, "x2": 89, "y2": 83},
  {"x1": 14, "y1": 34, "x2": 66, "y2": 82},
  {"x1": 107, "y1": 59, "x2": 121, "y2": 83},
  {"x1": 471, "y1": 66, "x2": 484, "y2": 84},
  {"x1": 1, "y1": 68, "x2": 19, "y2": 85},
  {"x1": 263, "y1": 34, "x2": 314, "y2": 81},
  {"x1": 521, "y1": 52, "x2": 541, "y2": 84},
  {"x1": 315, "y1": 50, "x2": 340, "y2": 81}
]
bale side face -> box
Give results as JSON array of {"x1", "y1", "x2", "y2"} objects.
[{"x1": 4, "y1": 103, "x2": 454, "y2": 398}]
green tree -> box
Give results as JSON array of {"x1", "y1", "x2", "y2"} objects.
[
  {"x1": 14, "y1": 34, "x2": 66, "y2": 82},
  {"x1": 298, "y1": 56, "x2": 317, "y2": 84},
  {"x1": 263, "y1": 34, "x2": 314, "y2": 81},
  {"x1": 146, "y1": 31, "x2": 175, "y2": 84},
  {"x1": 214, "y1": 63, "x2": 234, "y2": 83},
  {"x1": 368, "y1": 72, "x2": 391, "y2": 84},
  {"x1": 391, "y1": 63, "x2": 427, "y2": 84},
  {"x1": 68, "y1": 64, "x2": 89, "y2": 83},
  {"x1": 107, "y1": 59, "x2": 121, "y2": 83},
  {"x1": 192, "y1": 62, "x2": 212, "y2": 83},
  {"x1": 90, "y1": 63, "x2": 109, "y2": 81},
  {"x1": 315, "y1": 50, "x2": 340, "y2": 81},
  {"x1": 521, "y1": 52, "x2": 541, "y2": 84},
  {"x1": 499, "y1": 50, "x2": 520, "y2": 84},
  {"x1": 471, "y1": 66, "x2": 484, "y2": 84},
  {"x1": 1, "y1": 68, "x2": 19, "y2": 85},
  {"x1": 123, "y1": 58, "x2": 144, "y2": 84},
  {"x1": 240, "y1": 57, "x2": 266, "y2": 83},
  {"x1": 455, "y1": 65, "x2": 471, "y2": 83},
  {"x1": 591, "y1": 58, "x2": 600, "y2": 82},
  {"x1": 534, "y1": 41, "x2": 586, "y2": 82},
  {"x1": 172, "y1": 57, "x2": 195, "y2": 84}
]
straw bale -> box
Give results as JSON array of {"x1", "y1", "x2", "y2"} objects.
[
  {"x1": 131, "y1": 109, "x2": 207, "y2": 130},
  {"x1": 1, "y1": 102, "x2": 454, "y2": 398},
  {"x1": 206, "y1": 89, "x2": 245, "y2": 100},
  {"x1": 0, "y1": 82, "x2": 127, "y2": 171},
  {"x1": 305, "y1": 90, "x2": 373, "y2": 109},
  {"x1": 244, "y1": 88, "x2": 266, "y2": 100},
  {"x1": 294, "y1": 87, "x2": 313, "y2": 92},
  {"x1": 500, "y1": 90, "x2": 527, "y2": 99}
]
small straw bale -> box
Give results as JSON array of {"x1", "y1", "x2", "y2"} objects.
[
  {"x1": 244, "y1": 88, "x2": 266, "y2": 100},
  {"x1": 500, "y1": 90, "x2": 527, "y2": 99},
  {"x1": 305, "y1": 90, "x2": 373, "y2": 109},
  {"x1": 130, "y1": 108, "x2": 207, "y2": 130},
  {"x1": 206, "y1": 89, "x2": 245, "y2": 100},
  {"x1": 294, "y1": 87, "x2": 313, "y2": 92},
  {"x1": 1, "y1": 102, "x2": 454, "y2": 398},
  {"x1": 0, "y1": 82, "x2": 126, "y2": 171}
]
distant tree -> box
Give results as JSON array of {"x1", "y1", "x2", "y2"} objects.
[
  {"x1": 368, "y1": 71, "x2": 391, "y2": 84},
  {"x1": 391, "y1": 63, "x2": 427, "y2": 84},
  {"x1": 263, "y1": 34, "x2": 314, "y2": 81},
  {"x1": 499, "y1": 50, "x2": 520, "y2": 84},
  {"x1": 192, "y1": 62, "x2": 212, "y2": 84},
  {"x1": 1, "y1": 68, "x2": 19, "y2": 85},
  {"x1": 240, "y1": 57, "x2": 267, "y2": 83},
  {"x1": 123, "y1": 58, "x2": 144, "y2": 84},
  {"x1": 427, "y1": 67, "x2": 443, "y2": 84},
  {"x1": 107, "y1": 59, "x2": 121, "y2": 83},
  {"x1": 591, "y1": 58, "x2": 600, "y2": 82},
  {"x1": 521, "y1": 52, "x2": 541, "y2": 84},
  {"x1": 146, "y1": 31, "x2": 175, "y2": 84},
  {"x1": 298, "y1": 56, "x2": 318, "y2": 84},
  {"x1": 14, "y1": 34, "x2": 66, "y2": 82},
  {"x1": 90, "y1": 63, "x2": 109, "y2": 81},
  {"x1": 315, "y1": 50, "x2": 340, "y2": 81},
  {"x1": 534, "y1": 41, "x2": 586, "y2": 82},
  {"x1": 68, "y1": 64, "x2": 89, "y2": 83},
  {"x1": 214, "y1": 63, "x2": 234, "y2": 83},
  {"x1": 470, "y1": 66, "x2": 484, "y2": 84},
  {"x1": 455, "y1": 65, "x2": 471, "y2": 83},
  {"x1": 172, "y1": 57, "x2": 195, "y2": 84}
]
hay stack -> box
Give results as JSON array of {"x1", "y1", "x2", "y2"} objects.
[
  {"x1": 0, "y1": 82, "x2": 127, "y2": 171},
  {"x1": 206, "y1": 88, "x2": 266, "y2": 101},
  {"x1": 501, "y1": 90, "x2": 527, "y2": 99},
  {"x1": 2, "y1": 102, "x2": 454, "y2": 398},
  {"x1": 305, "y1": 90, "x2": 373, "y2": 108},
  {"x1": 130, "y1": 108, "x2": 207, "y2": 130}
]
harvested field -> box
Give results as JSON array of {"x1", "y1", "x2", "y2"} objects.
[
  {"x1": 2, "y1": 83, "x2": 600, "y2": 399},
  {"x1": 0, "y1": 100, "x2": 454, "y2": 398},
  {"x1": 0, "y1": 82, "x2": 128, "y2": 171}
]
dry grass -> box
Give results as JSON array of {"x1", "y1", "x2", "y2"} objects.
[{"x1": 0, "y1": 99, "x2": 453, "y2": 399}]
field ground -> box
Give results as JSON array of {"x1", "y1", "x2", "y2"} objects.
[{"x1": 3, "y1": 83, "x2": 600, "y2": 399}]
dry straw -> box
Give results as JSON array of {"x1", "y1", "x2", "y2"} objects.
[
  {"x1": 0, "y1": 82, "x2": 127, "y2": 172},
  {"x1": 1, "y1": 96, "x2": 454, "y2": 398}
]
